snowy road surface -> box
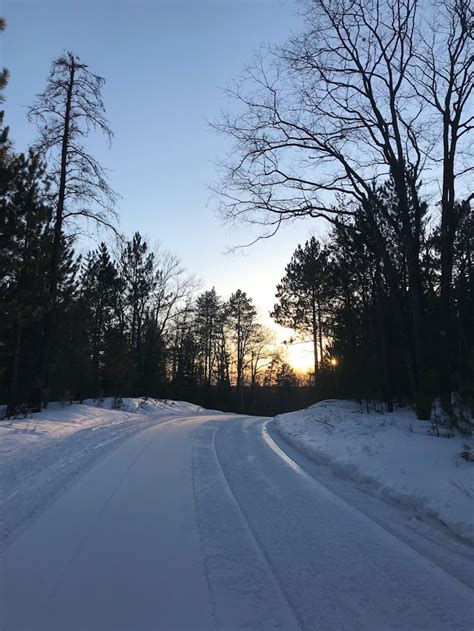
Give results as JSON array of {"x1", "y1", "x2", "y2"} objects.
[{"x1": 2, "y1": 413, "x2": 473, "y2": 630}]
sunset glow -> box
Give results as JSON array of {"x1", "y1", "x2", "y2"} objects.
[{"x1": 286, "y1": 342, "x2": 314, "y2": 374}]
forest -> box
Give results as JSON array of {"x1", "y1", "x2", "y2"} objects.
[{"x1": 1, "y1": 0, "x2": 473, "y2": 422}]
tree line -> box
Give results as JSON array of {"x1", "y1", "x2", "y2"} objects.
[
  {"x1": 215, "y1": 0, "x2": 473, "y2": 420},
  {"x1": 1, "y1": 215, "x2": 302, "y2": 413},
  {"x1": 272, "y1": 211, "x2": 473, "y2": 418},
  {"x1": 1, "y1": 1, "x2": 473, "y2": 421},
  {"x1": 0, "y1": 31, "x2": 311, "y2": 416}
]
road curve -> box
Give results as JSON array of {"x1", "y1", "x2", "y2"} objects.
[{"x1": 2, "y1": 413, "x2": 473, "y2": 630}]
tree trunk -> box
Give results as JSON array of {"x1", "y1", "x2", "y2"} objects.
[
  {"x1": 317, "y1": 294, "x2": 324, "y2": 368},
  {"x1": 7, "y1": 314, "x2": 23, "y2": 416},
  {"x1": 406, "y1": 238, "x2": 432, "y2": 420},
  {"x1": 439, "y1": 224, "x2": 455, "y2": 414},
  {"x1": 438, "y1": 136, "x2": 458, "y2": 414},
  {"x1": 374, "y1": 275, "x2": 394, "y2": 412},
  {"x1": 311, "y1": 289, "x2": 319, "y2": 384},
  {"x1": 382, "y1": 167, "x2": 432, "y2": 420},
  {"x1": 36, "y1": 60, "x2": 76, "y2": 408}
]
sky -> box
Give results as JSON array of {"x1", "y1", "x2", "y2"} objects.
[{"x1": 1, "y1": 0, "x2": 325, "y2": 370}]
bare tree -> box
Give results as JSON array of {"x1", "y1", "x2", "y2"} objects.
[
  {"x1": 215, "y1": 0, "x2": 472, "y2": 419},
  {"x1": 410, "y1": 0, "x2": 473, "y2": 412},
  {"x1": 246, "y1": 324, "x2": 278, "y2": 387},
  {"x1": 28, "y1": 51, "x2": 117, "y2": 404},
  {"x1": 149, "y1": 249, "x2": 199, "y2": 340}
]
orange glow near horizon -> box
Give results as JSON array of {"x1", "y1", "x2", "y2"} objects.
[{"x1": 286, "y1": 341, "x2": 315, "y2": 374}]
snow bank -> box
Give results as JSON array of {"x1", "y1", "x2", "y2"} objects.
[
  {"x1": 0, "y1": 397, "x2": 211, "y2": 552},
  {"x1": 0, "y1": 397, "x2": 205, "y2": 465},
  {"x1": 80, "y1": 396, "x2": 206, "y2": 415},
  {"x1": 271, "y1": 400, "x2": 474, "y2": 544}
]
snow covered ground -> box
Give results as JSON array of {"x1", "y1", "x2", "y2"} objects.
[
  {"x1": 271, "y1": 399, "x2": 474, "y2": 544},
  {"x1": 0, "y1": 397, "x2": 205, "y2": 455},
  {"x1": 0, "y1": 397, "x2": 207, "y2": 552},
  {"x1": 3, "y1": 410, "x2": 473, "y2": 630}
]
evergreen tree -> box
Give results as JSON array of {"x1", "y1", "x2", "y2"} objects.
[
  {"x1": 272, "y1": 238, "x2": 331, "y2": 380},
  {"x1": 0, "y1": 17, "x2": 10, "y2": 162},
  {"x1": 76, "y1": 243, "x2": 121, "y2": 394},
  {"x1": 275, "y1": 362, "x2": 300, "y2": 389},
  {"x1": 214, "y1": 305, "x2": 231, "y2": 387},
  {"x1": 195, "y1": 288, "x2": 221, "y2": 386},
  {"x1": 120, "y1": 233, "x2": 156, "y2": 390},
  {"x1": 226, "y1": 290, "x2": 257, "y2": 389},
  {"x1": 171, "y1": 307, "x2": 198, "y2": 386},
  {"x1": 0, "y1": 151, "x2": 53, "y2": 411},
  {"x1": 453, "y1": 205, "x2": 474, "y2": 411}
]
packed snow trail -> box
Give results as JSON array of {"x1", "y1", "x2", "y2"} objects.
[{"x1": 2, "y1": 414, "x2": 473, "y2": 630}]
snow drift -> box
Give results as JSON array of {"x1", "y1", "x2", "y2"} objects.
[{"x1": 271, "y1": 400, "x2": 474, "y2": 544}]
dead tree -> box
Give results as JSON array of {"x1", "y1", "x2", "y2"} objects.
[{"x1": 28, "y1": 52, "x2": 117, "y2": 405}]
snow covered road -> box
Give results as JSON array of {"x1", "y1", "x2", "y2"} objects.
[{"x1": 2, "y1": 413, "x2": 473, "y2": 630}]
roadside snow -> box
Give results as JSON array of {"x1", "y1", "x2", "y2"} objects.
[
  {"x1": 0, "y1": 397, "x2": 208, "y2": 552},
  {"x1": 0, "y1": 397, "x2": 203, "y2": 463},
  {"x1": 271, "y1": 400, "x2": 474, "y2": 544}
]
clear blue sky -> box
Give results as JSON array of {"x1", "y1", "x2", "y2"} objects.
[{"x1": 2, "y1": 0, "x2": 323, "y2": 368}]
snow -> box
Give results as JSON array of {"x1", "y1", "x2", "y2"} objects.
[
  {"x1": 2, "y1": 416, "x2": 218, "y2": 631},
  {"x1": 0, "y1": 397, "x2": 208, "y2": 553},
  {"x1": 2, "y1": 406, "x2": 473, "y2": 629},
  {"x1": 271, "y1": 399, "x2": 474, "y2": 544},
  {"x1": 0, "y1": 397, "x2": 204, "y2": 461}
]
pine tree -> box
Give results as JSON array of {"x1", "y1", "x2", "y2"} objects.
[
  {"x1": 453, "y1": 206, "x2": 474, "y2": 412},
  {"x1": 120, "y1": 233, "x2": 156, "y2": 390},
  {"x1": 195, "y1": 288, "x2": 222, "y2": 386},
  {"x1": 275, "y1": 362, "x2": 300, "y2": 389},
  {"x1": 226, "y1": 290, "x2": 257, "y2": 389},
  {"x1": 76, "y1": 243, "x2": 121, "y2": 393},
  {"x1": 171, "y1": 308, "x2": 198, "y2": 386},
  {"x1": 272, "y1": 238, "x2": 331, "y2": 381},
  {"x1": 0, "y1": 151, "x2": 53, "y2": 412},
  {"x1": 0, "y1": 17, "x2": 10, "y2": 162}
]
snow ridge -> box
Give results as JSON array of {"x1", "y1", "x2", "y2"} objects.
[{"x1": 271, "y1": 400, "x2": 474, "y2": 545}]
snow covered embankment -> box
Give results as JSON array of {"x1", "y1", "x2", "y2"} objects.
[
  {"x1": 0, "y1": 397, "x2": 206, "y2": 469},
  {"x1": 0, "y1": 397, "x2": 206, "y2": 553},
  {"x1": 271, "y1": 400, "x2": 474, "y2": 545}
]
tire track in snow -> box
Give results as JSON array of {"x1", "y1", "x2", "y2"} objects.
[
  {"x1": 264, "y1": 421, "x2": 474, "y2": 591},
  {"x1": 0, "y1": 414, "x2": 196, "y2": 554},
  {"x1": 46, "y1": 422, "x2": 166, "y2": 602},
  {"x1": 191, "y1": 419, "x2": 300, "y2": 631},
  {"x1": 190, "y1": 439, "x2": 218, "y2": 631},
  {"x1": 210, "y1": 422, "x2": 304, "y2": 631},
  {"x1": 214, "y1": 416, "x2": 474, "y2": 630}
]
